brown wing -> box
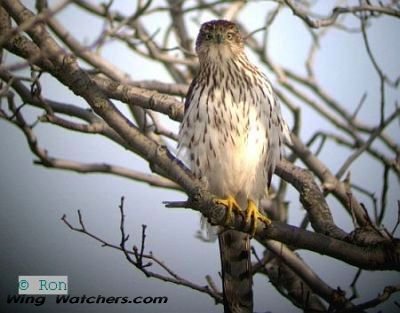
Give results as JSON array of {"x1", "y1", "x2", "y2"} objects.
[{"x1": 184, "y1": 74, "x2": 199, "y2": 113}]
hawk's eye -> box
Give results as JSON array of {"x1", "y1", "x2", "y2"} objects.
[
  {"x1": 226, "y1": 32, "x2": 234, "y2": 40},
  {"x1": 204, "y1": 33, "x2": 213, "y2": 40}
]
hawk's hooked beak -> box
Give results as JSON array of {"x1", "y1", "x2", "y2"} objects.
[{"x1": 215, "y1": 33, "x2": 224, "y2": 44}]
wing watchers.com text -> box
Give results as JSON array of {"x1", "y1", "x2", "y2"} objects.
[{"x1": 6, "y1": 294, "x2": 168, "y2": 306}]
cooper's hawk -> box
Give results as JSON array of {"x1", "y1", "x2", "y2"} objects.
[{"x1": 178, "y1": 20, "x2": 291, "y2": 313}]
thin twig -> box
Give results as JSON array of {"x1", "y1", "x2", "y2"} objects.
[{"x1": 61, "y1": 199, "x2": 223, "y2": 303}]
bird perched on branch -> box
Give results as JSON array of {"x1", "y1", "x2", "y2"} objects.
[{"x1": 178, "y1": 20, "x2": 291, "y2": 313}]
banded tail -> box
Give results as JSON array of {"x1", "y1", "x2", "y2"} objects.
[{"x1": 218, "y1": 229, "x2": 253, "y2": 313}]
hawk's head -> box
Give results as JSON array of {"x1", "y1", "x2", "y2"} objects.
[{"x1": 195, "y1": 20, "x2": 244, "y2": 61}]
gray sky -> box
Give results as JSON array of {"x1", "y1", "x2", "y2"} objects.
[{"x1": 1, "y1": 1, "x2": 400, "y2": 312}]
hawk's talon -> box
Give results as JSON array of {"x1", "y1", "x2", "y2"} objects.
[
  {"x1": 215, "y1": 196, "x2": 243, "y2": 225},
  {"x1": 245, "y1": 200, "x2": 271, "y2": 236}
]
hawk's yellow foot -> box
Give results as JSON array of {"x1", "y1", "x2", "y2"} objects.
[
  {"x1": 215, "y1": 196, "x2": 243, "y2": 225},
  {"x1": 245, "y1": 200, "x2": 271, "y2": 236}
]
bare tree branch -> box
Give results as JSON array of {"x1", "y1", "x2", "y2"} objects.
[
  {"x1": 284, "y1": 1, "x2": 400, "y2": 28},
  {"x1": 61, "y1": 201, "x2": 223, "y2": 303}
]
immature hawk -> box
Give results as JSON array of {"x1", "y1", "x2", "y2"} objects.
[{"x1": 178, "y1": 20, "x2": 291, "y2": 313}]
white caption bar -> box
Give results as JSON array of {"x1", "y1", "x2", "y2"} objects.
[{"x1": 18, "y1": 276, "x2": 68, "y2": 295}]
